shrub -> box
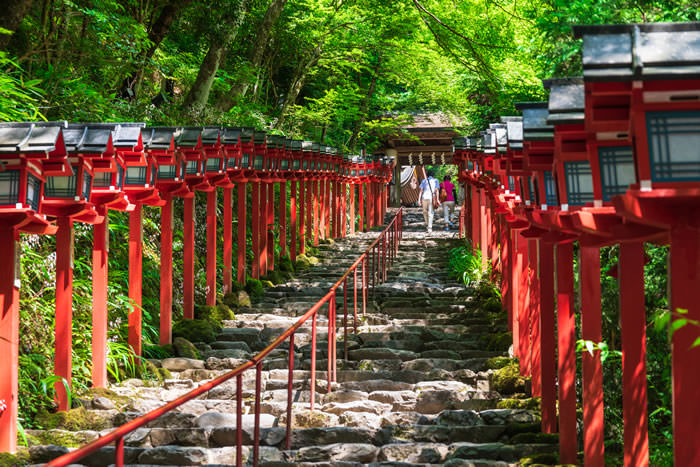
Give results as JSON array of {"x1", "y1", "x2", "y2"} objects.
[
  {"x1": 172, "y1": 319, "x2": 219, "y2": 343},
  {"x1": 245, "y1": 278, "x2": 264, "y2": 301}
]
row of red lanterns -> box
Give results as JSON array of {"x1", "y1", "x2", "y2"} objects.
[{"x1": 453, "y1": 22, "x2": 700, "y2": 467}]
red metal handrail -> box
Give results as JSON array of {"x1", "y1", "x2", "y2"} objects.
[{"x1": 46, "y1": 207, "x2": 403, "y2": 467}]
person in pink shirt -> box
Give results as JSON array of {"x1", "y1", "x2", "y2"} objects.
[{"x1": 440, "y1": 176, "x2": 457, "y2": 230}]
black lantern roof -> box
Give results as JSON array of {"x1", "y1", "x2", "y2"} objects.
[
  {"x1": 0, "y1": 121, "x2": 68, "y2": 154},
  {"x1": 302, "y1": 141, "x2": 314, "y2": 152},
  {"x1": 290, "y1": 139, "x2": 303, "y2": 151},
  {"x1": 481, "y1": 129, "x2": 497, "y2": 154},
  {"x1": 240, "y1": 127, "x2": 255, "y2": 142},
  {"x1": 489, "y1": 123, "x2": 508, "y2": 152},
  {"x1": 201, "y1": 127, "x2": 221, "y2": 146},
  {"x1": 253, "y1": 131, "x2": 266, "y2": 145},
  {"x1": 572, "y1": 22, "x2": 700, "y2": 81},
  {"x1": 221, "y1": 127, "x2": 242, "y2": 145},
  {"x1": 515, "y1": 102, "x2": 554, "y2": 141},
  {"x1": 143, "y1": 127, "x2": 178, "y2": 150},
  {"x1": 453, "y1": 136, "x2": 468, "y2": 150},
  {"x1": 501, "y1": 116, "x2": 523, "y2": 150},
  {"x1": 63, "y1": 124, "x2": 114, "y2": 155},
  {"x1": 176, "y1": 127, "x2": 203, "y2": 147},
  {"x1": 312, "y1": 142, "x2": 320, "y2": 153},
  {"x1": 543, "y1": 78, "x2": 585, "y2": 125}
]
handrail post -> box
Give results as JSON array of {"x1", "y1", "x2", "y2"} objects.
[
  {"x1": 253, "y1": 362, "x2": 263, "y2": 467},
  {"x1": 353, "y1": 267, "x2": 358, "y2": 333},
  {"x1": 362, "y1": 257, "x2": 367, "y2": 316},
  {"x1": 115, "y1": 437, "x2": 124, "y2": 467},
  {"x1": 285, "y1": 333, "x2": 295, "y2": 450},
  {"x1": 310, "y1": 312, "x2": 317, "y2": 410},
  {"x1": 343, "y1": 277, "x2": 348, "y2": 360},
  {"x1": 236, "y1": 373, "x2": 243, "y2": 467}
]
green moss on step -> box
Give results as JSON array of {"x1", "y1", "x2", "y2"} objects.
[
  {"x1": 0, "y1": 450, "x2": 30, "y2": 466},
  {"x1": 35, "y1": 407, "x2": 110, "y2": 431},
  {"x1": 504, "y1": 422, "x2": 541, "y2": 436},
  {"x1": 173, "y1": 337, "x2": 200, "y2": 359},
  {"x1": 173, "y1": 319, "x2": 219, "y2": 343},
  {"x1": 245, "y1": 278, "x2": 264, "y2": 301},
  {"x1": 511, "y1": 432, "x2": 559, "y2": 444},
  {"x1": 519, "y1": 453, "x2": 559, "y2": 466},
  {"x1": 480, "y1": 331, "x2": 513, "y2": 351},
  {"x1": 88, "y1": 387, "x2": 130, "y2": 409},
  {"x1": 279, "y1": 256, "x2": 294, "y2": 273},
  {"x1": 486, "y1": 356, "x2": 516, "y2": 370},
  {"x1": 491, "y1": 363, "x2": 528, "y2": 394},
  {"x1": 26, "y1": 429, "x2": 97, "y2": 448},
  {"x1": 263, "y1": 269, "x2": 284, "y2": 285},
  {"x1": 497, "y1": 397, "x2": 541, "y2": 411}
]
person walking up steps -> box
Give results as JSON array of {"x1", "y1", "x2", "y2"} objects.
[
  {"x1": 440, "y1": 175, "x2": 457, "y2": 230},
  {"x1": 419, "y1": 170, "x2": 440, "y2": 233}
]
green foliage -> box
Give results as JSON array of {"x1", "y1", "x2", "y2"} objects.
[
  {"x1": 173, "y1": 319, "x2": 219, "y2": 344},
  {"x1": 245, "y1": 278, "x2": 265, "y2": 301},
  {"x1": 448, "y1": 240, "x2": 487, "y2": 286},
  {"x1": 490, "y1": 362, "x2": 527, "y2": 395},
  {"x1": 485, "y1": 356, "x2": 516, "y2": 370}
]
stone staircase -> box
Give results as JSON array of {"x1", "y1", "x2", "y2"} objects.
[{"x1": 27, "y1": 207, "x2": 557, "y2": 466}]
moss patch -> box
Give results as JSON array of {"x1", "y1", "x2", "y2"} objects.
[
  {"x1": 35, "y1": 407, "x2": 110, "y2": 431},
  {"x1": 263, "y1": 269, "x2": 284, "y2": 285},
  {"x1": 519, "y1": 453, "x2": 559, "y2": 466},
  {"x1": 245, "y1": 278, "x2": 264, "y2": 301},
  {"x1": 173, "y1": 337, "x2": 200, "y2": 359},
  {"x1": 482, "y1": 296, "x2": 503, "y2": 313},
  {"x1": 279, "y1": 256, "x2": 294, "y2": 273},
  {"x1": 27, "y1": 429, "x2": 98, "y2": 448},
  {"x1": 87, "y1": 387, "x2": 130, "y2": 409},
  {"x1": 480, "y1": 331, "x2": 513, "y2": 351},
  {"x1": 511, "y1": 432, "x2": 559, "y2": 444},
  {"x1": 497, "y1": 397, "x2": 541, "y2": 411},
  {"x1": 0, "y1": 450, "x2": 30, "y2": 466},
  {"x1": 491, "y1": 363, "x2": 527, "y2": 394},
  {"x1": 486, "y1": 356, "x2": 516, "y2": 370},
  {"x1": 504, "y1": 422, "x2": 541, "y2": 437},
  {"x1": 261, "y1": 279, "x2": 274, "y2": 288},
  {"x1": 173, "y1": 319, "x2": 219, "y2": 343}
]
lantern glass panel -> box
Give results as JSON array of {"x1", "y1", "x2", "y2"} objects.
[
  {"x1": 599, "y1": 146, "x2": 636, "y2": 201},
  {"x1": 227, "y1": 157, "x2": 238, "y2": 169},
  {"x1": 0, "y1": 170, "x2": 20, "y2": 205},
  {"x1": 280, "y1": 158, "x2": 289, "y2": 170},
  {"x1": 46, "y1": 166, "x2": 77, "y2": 198},
  {"x1": 303, "y1": 160, "x2": 308, "y2": 170},
  {"x1": 82, "y1": 172, "x2": 92, "y2": 199},
  {"x1": 125, "y1": 166, "x2": 148, "y2": 185},
  {"x1": 533, "y1": 177, "x2": 541, "y2": 206},
  {"x1": 563, "y1": 161, "x2": 593, "y2": 205},
  {"x1": 93, "y1": 171, "x2": 113, "y2": 188},
  {"x1": 206, "y1": 157, "x2": 221, "y2": 172},
  {"x1": 186, "y1": 160, "x2": 199, "y2": 175},
  {"x1": 646, "y1": 111, "x2": 700, "y2": 182},
  {"x1": 254, "y1": 155, "x2": 264, "y2": 170},
  {"x1": 158, "y1": 164, "x2": 177, "y2": 180},
  {"x1": 508, "y1": 176, "x2": 516, "y2": 192},
  {"x1": 149, "y1": 166, "x2": 156, "y2": 186},
  {"x1": 543, "y1": 170, "x2": 559, "y2": 206},
  {"x1": 179, "y1": 160, "x2": 186, "y2": 178},
  {"x1": 241, "y1": 153, "x2": 250, "y2": 169},
  {"x1": 293, "y1": 159, "x2": 300, "y2": 170},
  {"x1": 26, "y1": 173, "x2": 41, "y2": 211}
]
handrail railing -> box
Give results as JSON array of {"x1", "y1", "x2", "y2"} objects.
[{"x1": 46, "y1": 208, "x2": 403, "y2": 467}]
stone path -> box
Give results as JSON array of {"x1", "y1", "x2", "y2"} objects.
[{"x1": 28, "y1": 207, "x2": 556, "y2": 466}]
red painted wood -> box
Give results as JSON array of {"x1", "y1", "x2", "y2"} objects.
[
  {"x1": 359, "y1": 184, "x2": 364, "y2": 232},
  {"x1": 183, "y1": 196, "x2": 195, "y2": 318},
  {"x1": 517, "y1": 232, "x2": 530, "y2": 376},
  {"x1": 504, "y1": 225, "x2": 513, "y2": 331},
  {"x1": 539, "y1": 240, "x2": 557, "y2": 433},
  {"x1": 159, "y1": 196, "x2": 173, "y2": 346},
  {"x1": 511, "y1": 229, "x2": 521, "y2": 360},
  {"x1": 349, "y1": 184, "x2": 355, "y2": 235},
  {"x1": 223, "y1": 187, "x2": 232, "y2": 293},
  {"x1": 529, "y1": 238, "x2": 541, "y2": 396},
  {"x1": 670, "y1": 226, "x2": 700, "y2": 467},
  {"x1": 260, "y1": 182, "x2": 268, "y2": 276},
  {"x1": 206, "y1": 189, "x2": 217, "y2": 306},
  {"x1": 280, "y1": 182, "x2": 287, "y2": 258},
  {"x1": 471, "y1": 186, "x2": 479, "y2": 248},
  {"x1": 619, "y1": 242, "x2": 649, "y2": 467},
  {"x1": 298, "y1": 180, "x2": 305, "y2": 256},
  {"x1": 305, "y1": 179, "x2": 312, "y2": 248},
  {"x1": 325, "y1": 179, "x2": 331, "y2": 238},
  {"x1": 251, "y1": 182, "x2": 260, "y2": 279},
  {"x1": 331, "y1": 181, "x2": 337, "y2": 238},
  {"x1": 237, "y1": 183, "x2": 247, "y2": 284},
  {"x1": 129, "y1": 204, "x2": 143, "y2": 357},
  {"x1": 0, "y1": 227, "x2": 19, "y2": 451},
  {"x1": 318, "y1": 179, "x2": 324, "y2": 240},
  {"x1": 92, "y1": 205, "x2": 109, "y2": 387},
  {"x1": 557, "y1": 242, "x2": 577, "y2": 464},
  {"x1": 480, "y1": 194, "x2": 488, "y2": 270},
  {"x1": 501, "y1": 218, "x2": 509, "y2": 315},
  {"x1": 55, "y1": 216, "x2": 74, "y2": 411},
  {"x1": 313, "y1": 180, "x2": 319, "y2": 246},
  {"x1": 341, "y1": 182, "x2": 347, "y2": 237},
  {"x1": 267, "y1": 182, "x2": 274, "y2": 271},
  {"x1": 580, "y1": 245, "x2": 605, "y2": 467},
  {"x1": 290, "y1": 180, "x2": 297, "y2": 261}
]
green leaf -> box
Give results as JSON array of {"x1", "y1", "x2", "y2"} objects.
[
  {"x1": 671, "y1": 318, "x2": 688, "y2": 334},
  {"x1": 585, "y1": 340, "x2": 595, "y2": 356},
  {"x1": 691, "y1": 337, "x2": 700, "y2": 349}
]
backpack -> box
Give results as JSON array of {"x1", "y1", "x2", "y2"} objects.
[{"x1": 439, "y1": 185, "x2": 448, "y2": 202}]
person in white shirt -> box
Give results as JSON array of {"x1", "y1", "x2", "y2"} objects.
[{"x1": 418, "y1": 170, "x2": 440, "y2": 232}]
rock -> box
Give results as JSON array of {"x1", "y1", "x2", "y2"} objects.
[
  {"x1": 338, "y1": 411, "x2": 382, "y2": 429},
  {"x1": 278, "y1": 409, "x2": 339, "y2": 428},
  {"x1": 218, "y1": 328, "x2": 264, "y2": 349},
  {"x1": 480, "y1": 409, "x2": 539, "y2": 425},
  {"x1": 295, "y1": 443, "x2": 379, "y2": 463},
  {"x1": 322, "y1": 390, "x2": 368, "y2": 404},
  {"x1": 138, "y1": 446, "x2": 208, "y2": 465},
  {"x1": 322, "y1": 400, "x2": 392, "y2": 416},
  {"x1": 290, "y1": 427, "x2": 376, "y2": 449},
  {"x1": 29, "y1": 445, "x2": 70, "y2": 463},
  {"x1": 211, "y1": 341, "x2": 252, "y2": 351},
  {"x1": 415, "y1": 381, "x2": 471, "y2": 392},
  {"x1": 435, "y1": 410, "x2": 483, "y2": 426},
  {"x1": 173, "y1": 336, "x2": 200, "y2": 359},
  {"x1": 342, "y1": 379, "x2": 414, "y2": 392},
  {"x1": 237, "y1": 290, "x2": 252, "y2": 308},
  {"x1": 91, "y1": 397, "x2": 115, "y2": 410},
  {"x1": 348, "y1": 348, "x2": 417, "y2": 361},
  {"x1": 402, "y1": 358, "x2": 459, "y2": 372},
  {"x1": 194, "y1": 411, "x2": 237, "y2": 428},
  {"x1": 415, "y1": 390, "x2": 467, "y2": 414},
  {"x1": 161, "y1": 357, "x2": 205, "y2": 371},
  {"x1": 203, "y1": 348, "x2": 250, "y2": 359},
  {"x1": 379, "y1": 443, "x2": 449, "y2": 463},
  {"x1": 205, "y1": 357, "x2": 248, "y2": 370},
  {"x1": 381, "y1": 411, "x2": 426, "y2": 427}
]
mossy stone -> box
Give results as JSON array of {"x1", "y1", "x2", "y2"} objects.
[
  {"x1": 279, "y1": 256, "x2": 294, "y2": 273},
  {"x1": 263, "y1": 269, "x2": 284, "y2": 285},
  {"x1": 483, "y1": 296, "x2": 503, "y2": 313},
  {"x1": 35, "y1": 407, "x2": 110, "y2": 431},
  {"x1": 222, "y1": 292, "x2": 239, "y2": 308},
  {"x1": 261, "y1": 279, "x2": 274, "y2": 288},
  {"x1": 496, "y1": 397, "x2": 541, "y2": 411},
  {"x1": 486, "y1": 356, "x2": 516, "y2": 370},
  {"x1": 26, "y1": 429, "x2": 98, "y2": 448},
  {"x1": 519, "y1": 453, "x2": 559, "y2": 466},
  {"x1": 491, "y1": 363, "x2": 527, "y2": 394},
  {"x1": 480, "y1": 331, "x2": 513, "y2": 351},
  {"x1": 0, "y1": 450, "x2": 29, "y2": 465},
  {"x1": 504, "y1": 422, "x2": 540, "y2": 436},
  {"x1": 511, "y1": 432, "x2": 559, "y2": 444},
  {"x1": 215, "y1": 303, "x2": 236, "y2": 321},
  {"x1": 173, "y1": 337, "x2": 201, "y2": 359},
  {"x1": 88, "y1": 387, "x2": 130, "y2": 409},
  {"x1": 245, "y1": 278, "x2": 264, "y2": 301},
  {"x1": 173, "y1": 319, "x2": 219, "y2": 343}
]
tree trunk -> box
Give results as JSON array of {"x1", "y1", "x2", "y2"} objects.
[
  {"x1": 183, "y1": 40, "x2": 228, "y2": 109},
  {"x1": 274, "y1": 47, "x2": 321, "y2": 129},
  {"x1": 227, "y1": 0, "x2": 287, "y2": 102},
  {"x1": 121, "y1": 0, "x2": 192, "y2": 98},
  {"x1": 0, "y1": 0, "x2": 33, "y2": 50},
  {"x1": 348, "y1": 55, "x2": 382, "y2": 150}
]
